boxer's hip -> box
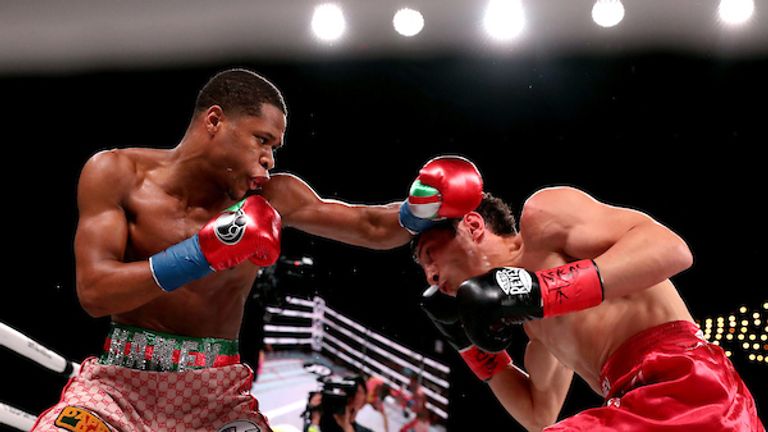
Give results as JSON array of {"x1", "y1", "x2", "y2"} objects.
[
  {"x1": 544, "y1": 320, "x2": 764, "y2": 431},
  {"x1": 598, "y1": 320, "x2": 703, "y2": 397}
]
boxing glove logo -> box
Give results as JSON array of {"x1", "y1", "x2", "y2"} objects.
[
  {"x1": 213, "y1": 206, "x2": 248, "y2": 245},
  {"x1": 495, "y1": 267, "x2": 533, "y2": 296}
]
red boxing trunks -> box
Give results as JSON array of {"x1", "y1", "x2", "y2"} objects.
[
  {"x1": 545, "y1": 320, "x2": 765, "y2": 431},
  {"x1": 31, "y1": 323, "x2": 271, "y2": 432}
]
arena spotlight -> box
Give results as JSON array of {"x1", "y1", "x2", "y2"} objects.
[
  {"x1": 718, "y1": 0, "x2": 755, "y2": 25},
  {"x1": 483, "y1": 0, "x2": 525, "y2": 41},
  {"x1": 592, "y1": 0, "x2": 625, "y2": 28},
  {"x1": 312, "y1": 3, "x2": 346, "y2": 42},
  {"x1": 393, "y1": 8, "x2": 424, "y2": 37}
]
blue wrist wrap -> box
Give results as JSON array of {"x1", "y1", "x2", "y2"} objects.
[{"x1": 149, "y1": 234, "x2": 214, "y2": 292}]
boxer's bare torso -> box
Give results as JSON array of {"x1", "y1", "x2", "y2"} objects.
[
  {"x1": 86, "y1": 147, "x2": 262, "y2": 339},
  {"x1": 512, "y1": 239, "x2": 693, "y2": 394}
]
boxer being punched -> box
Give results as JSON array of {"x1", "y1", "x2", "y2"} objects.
[
  {"x1": 416, "y1": 188, "x2": 765, "y2": 431},
  {"x1": 31, "y1": 69, "x2": 481, "y2": 432}
]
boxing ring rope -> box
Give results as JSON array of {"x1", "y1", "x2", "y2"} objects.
[
  {"x1": 0, "y1": 402, "x2": 37, "y2": 431},
  {"x1": 264, "y1": 296, "x2": 451, "y2": 421},
  {"x1": 0, "y1": 322, "x2": 82, "y2": 431}
]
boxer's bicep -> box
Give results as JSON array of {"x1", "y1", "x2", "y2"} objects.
[{"x1": 74, "y1": 152, "x2": 131, "y2": 296}]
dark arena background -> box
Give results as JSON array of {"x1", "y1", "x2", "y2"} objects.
[{"x1": 1, "y1": 0, "x2": 766, "y2": 431}]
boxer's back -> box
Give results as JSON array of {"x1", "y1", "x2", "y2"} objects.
[{"x1": 77, "y1": 148, "x2": 261, "y2": 339}]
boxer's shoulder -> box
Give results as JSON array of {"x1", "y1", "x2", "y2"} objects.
[
  {"x1": 523, "y1": 186, "x2": 591, "y2": 214},
  {"x1": 83, "y1": 148, "x2": 173, "y2": 186},
  {"x1": 80, "y1": 148, "x2": 174, "y2": 208},
  {"x1": 79, "y1": 149, "x2": 138, "y2": 203},
  {"x1": 519, "y1": 186, "x2": 594, "y2": 247}
]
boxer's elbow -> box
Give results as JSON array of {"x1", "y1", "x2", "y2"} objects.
[
  {"x1": 675, "y1": 242, "x2": 694, "y2": 273},
  {"x1": 667, "y1": 232, "x2": 693, "y2": 276},
  {"x1": 77, "y1": 285, "x2": 110, "y2": 318},
  {"x1": 76, "y1": 272, "x2": 112, "y2": 318},
  {"x1": 518, "y1": 415, "x2": 550, "y2": 432},
  {"x1": 525, "y1": 403, "x2": 560, "y2": 431},
  {"x1": 644, "y1": 223, "x2": 693, "y2": 278},
  {"x1": 524, "y1": 421, "x2": 550, "y2": 432}
]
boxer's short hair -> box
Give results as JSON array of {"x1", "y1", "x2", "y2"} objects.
[
  {"x1": 195, "y1": 68, "x2": 287, "y2": 117},
  {"x1": 411, "y1": 192, "x2": 517, "y2": 262}
]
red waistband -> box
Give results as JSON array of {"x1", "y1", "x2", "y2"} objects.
[{"x1": 599, "y1": 320, "x2": 705, "y2": 397}]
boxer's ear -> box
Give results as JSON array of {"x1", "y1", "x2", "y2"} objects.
[
  {"x1": 461, "y1": 212, "x2": 485, "y2": 243},
  {"x1": 204, "y1": 105, "x2": 224, "y2": 134}
]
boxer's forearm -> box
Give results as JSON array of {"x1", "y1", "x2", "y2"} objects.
[
  {"x1": 285, "y1": 200, "x2": 411, "y2": 250},
  {"x1": 525, "y1": 345, "x2": 573, "y2": 430},
  {"x1": 594, "y1": 221, "x2": 693, "y2": 299},
  {"x1": 487, "y1": 340, "x2": 572, "y2": 431},
  {"x1": 488, "y1": 365, "x2": 560, "y2": 432},
  {"x1": 356, "y1": 202, "x2": 412, "y2": 249},
  {"x1": 76, "y1": 260, "x2": 164, "y2": 317},
  {"x1": 262, "y1": 174, "x2": 412, "y2": 249}
]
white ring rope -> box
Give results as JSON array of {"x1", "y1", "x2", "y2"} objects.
[
  {"x1": 0, "y1": 401, "x2": 36, "y2": 431},
  {"x1": 0, "y1": 322, "x2": 80, "y2": 377},
  {"x1": 324, "y1": 306, "x2": 450, "y2": 374},
  {"x1": 263, "y1": 337, "x2": 314, "y2": 345},
  {"x1": 322, "y1": 314, "x2": 451, "y2": 389},
  {"x1": 263, "y1": 324, "x2": 314, "y2": 334},
  {"x1": 265, "y1": 306, "x2": 316, "y2": 319}
]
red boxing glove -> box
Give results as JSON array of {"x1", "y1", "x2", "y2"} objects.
[
  {"x1": 198, "y1": 195, "x2": 282, "y2": 270},
  {"x1": 411, "y1": 156, "x2": 483, "y2": 218}
]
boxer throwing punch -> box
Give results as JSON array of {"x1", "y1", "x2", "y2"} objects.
[
  {"x1": 411, "y1": 167, "x2": 764, "y2": 430},
  {"x1": 32, "y1": 68, "x2": 483, "y2": 432}
]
